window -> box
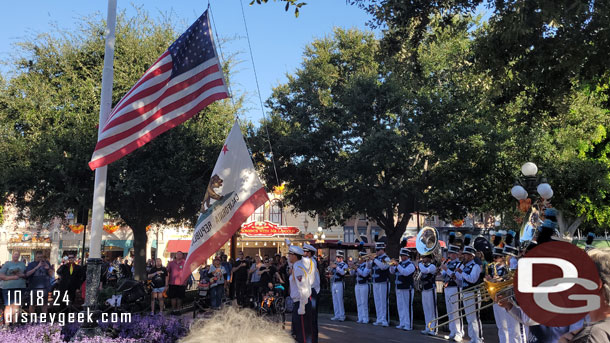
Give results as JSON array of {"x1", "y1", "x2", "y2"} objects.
[
  {"x1": 269, "y1": 201, "x2": 282, "y2": 224},
  {"x1": 344, "y1": 227, "x2": 355, "y2": 242},
  {"x1": 249, "y1": 205, "x2": 265, "y2": 223}
]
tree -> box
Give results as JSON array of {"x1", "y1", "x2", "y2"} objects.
[
  {"x1": 350, "y1": 0, "x2": 610, "y2": 235},
  {"x1": 0, "y1": 9, "x2": 240, "y2": 280},
  {"x1": 251, "y1": 22, "x2": 507, "y2": 255}
]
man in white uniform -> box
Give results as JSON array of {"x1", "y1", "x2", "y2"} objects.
[
  {"x1": 369, "y1": 242, "x2": 391, "y2": 327},
  {"x1": 419, "y1": 254, "x2": 438, "y2": 336},
  {"x1": 441, "y1": 235, "x2": 464, "y2": 342},
  {"x1": 355, "y1": 251, "x2": 371, "y2": 324},
  {"x1": 456, "y1": 235, "x2": 484, "y2": 343},
  {"x1": 303, "y1": 244, "x2": 320, "y2": 343},
  {"x1": 390, "y1": 248, "x2": 415, "y2": 330},
  {"x1": 330, "y1": 250, "x2": 348, "y2": 321},
  {"x1": 288, "y1": 245, "x2": 312, "y2": 343}
]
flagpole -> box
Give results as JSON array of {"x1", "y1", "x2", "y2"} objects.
[{"x1": 80, "y1": 0, "x2": 116, "y2": 334}]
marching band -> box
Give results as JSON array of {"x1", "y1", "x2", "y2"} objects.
[{"x1": 285, "y1": 218, "x2": 602, "y2": 343}]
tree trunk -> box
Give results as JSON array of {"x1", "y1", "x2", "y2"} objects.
[
  {"x1": 130, "y1": 223, "x2": 148, "y2": 281},
  {"x1": 385, "y1": 226, "x2": 406, "y2": 258},
  {"x1": 556, "y1": 210, "x2": 585, "y2": 239}
]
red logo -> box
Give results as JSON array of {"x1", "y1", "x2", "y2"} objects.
[{"x1": 514, "y1": 241, "x2": 601, "y2": 327}]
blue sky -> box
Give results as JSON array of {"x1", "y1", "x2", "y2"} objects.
[{"x1": 0, "y1": 0, "x2": 375, "y2": 124}]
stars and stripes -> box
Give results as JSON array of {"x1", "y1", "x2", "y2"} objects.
[{"x1": 89, "y1": 10, "x2": 229, "y2": 170}]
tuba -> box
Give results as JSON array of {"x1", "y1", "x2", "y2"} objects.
[{"x1": 414, "y1": 226, "x2": 442, "y2": 292}]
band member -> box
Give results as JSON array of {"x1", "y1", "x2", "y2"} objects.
[
  {"x1": 419, "y1": 254, "x2": 438, "y2": 336},
  {"x1": 288, "y1": 245, "x2": 313, "y2": 343},
  {"x1": 369, "y1": 242, "x2": 391, "y2": 326},
  {"x1": 390, "y1": 248, "x2": 415, "y2": 330},
  {"x1": 355, "y1": 251, "x2": 371, "y2": 324},
  {"x1": 303, "y1": 244, "x2": 320, "y2": 343},
  {"x1": 330, "y1": 250, "x2": 348, "y2": 321},
  {"x1": 441, "y1": 234, "x2": 465, "y2": 342},
  {"x1": 489, "y1": 240, "x2": 510, "y2": 343},
  {"x1": 501, "y1": 231, "x2": 527, "y2": 343},
  {"x1": 456, "y1": 234, "x2": 483, "y2": 343}
]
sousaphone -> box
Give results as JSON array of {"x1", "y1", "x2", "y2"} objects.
[{"x1": 414, "y1": 226, "x2": 442, "y2": 291}]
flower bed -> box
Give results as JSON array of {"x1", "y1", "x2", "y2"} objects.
[{"x1": 0, "y1": 314, "x2": 188, "y2": 343}]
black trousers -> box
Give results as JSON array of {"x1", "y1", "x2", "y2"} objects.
[
  {"x1": 234, "y1": 280, "x2": 247, "y2": 305},
  {"x1": 292, "y1": 300, "x2": 313, "y2": 343},
  {"x1": 310, "y1": 289, "x2": 319, "y2": 343}
]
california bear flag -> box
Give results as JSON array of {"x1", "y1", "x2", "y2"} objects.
[{"x1": 180, "y1": 122, "x2": 269, "y2": 283}]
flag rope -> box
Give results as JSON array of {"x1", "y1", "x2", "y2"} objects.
[
  {"x1": 238, "y1": 0, "x2": 281, "y2": 188},
  {"x1": 208, "y1": 2, "x2": 256, "y2": 161}
]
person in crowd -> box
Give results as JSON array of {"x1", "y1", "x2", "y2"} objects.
[
  {"x1": 208, "y1": 257, "x2": 227, "y2": 309},
  {"x1": 279, "y1": 255, "x2": 289, "y2": 287},
  {"x1": 231, "y1": 251, "x2": 249, "y2": 306},
  {"x1": 146, "y1": 259, "x2": 154, "y2": 275},
  {"x1": 167, "y1": 251, "x2": 187, "y2": 315},
  {"x1": 0, "y1": 251, "x2": 26, "y2": 325},
  {"x1": 248, "y1": 256, "x2": 263, "y2": 302},
  {"x1": 25, "y1": 251, "x2": 54, "y2": 314},
  {"x1": 558, "y1": 248, "x2": 610, "y2": 343},
  {"x1": 148, "y1": 258, "x2": 168, "y2": 315},
  {"x1": 221, "y1": 254, "x2": 232, "y2": 297},
  {"x1": 56, "y1": 254, "x2": 84, "y2": 308},
  {"x1": 119, "y1": 258, "x2": 133, "y2": 279}
]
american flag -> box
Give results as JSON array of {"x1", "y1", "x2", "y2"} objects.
[{"x1": 89, "y1": 10, "x2": 229, "y2": 170}]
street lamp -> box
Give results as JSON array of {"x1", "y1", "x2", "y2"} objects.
[{"x1": 511, "y1": 162, "x2": 553, "y2": 201}]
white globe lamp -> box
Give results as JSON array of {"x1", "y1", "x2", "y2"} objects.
[{"x1": 521, "y1": 162, "x2": 538, "y2": 177}]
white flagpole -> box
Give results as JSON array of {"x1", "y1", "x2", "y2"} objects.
[
  {"x1": 82, "y1": 0, "x2": 116, "y2": 314},
  {"x1": 90, "y1": 0, "x2": 116, "y2": 260}
]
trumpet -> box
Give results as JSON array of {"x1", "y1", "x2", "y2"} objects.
[
  {"x1": 360, "y1": 252, "x2": 377, "y2": 261},
  {"x1": 428, "y1": 275, "x2": 515, "y2": 331},
  {"x1": 389, "y1": 259, "x2": 399, "y2": 266}
]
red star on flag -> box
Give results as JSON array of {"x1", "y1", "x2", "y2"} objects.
[{"x1": 222, "y1": 144, "x2": 229, "y2": 154}]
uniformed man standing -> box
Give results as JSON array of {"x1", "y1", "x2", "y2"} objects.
[
  {"x1": 390, "y1": 248, "x2": 415, "y2": 330},
  {"x1": 502, "y1": 231, "x2": 527, "y2": 343},
  {"x1": 440, "y1": 235, "x2": 464, "y2": 342},
  {"x1": 288, "y1": 245, "x2": 313, "y2": 343},
  {"x1": 369, "y1": 242, "x2": 391, "y2": 327},
  {"x1": 330, "y1": 250, "x2": 348, "y2": 321},
  {"x1": 419, "y1": 254, "x2": 438, "y2": 336},
  {"x1": 456, "y1": 235, "x2": 483, "y2": 343},
  {"x1": 488, "y1": 246, "x2": 510, "y2": 343},
  {"x1": 303, "y1": 244, "x2": 320, "y2": 343},
  {"x1": 355, "y1": 251, "x2": 371, "y2": 324}
]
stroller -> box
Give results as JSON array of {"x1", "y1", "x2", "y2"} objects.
[{"x1": 193, "y1": 268, "x2": 211, "y2": 318}]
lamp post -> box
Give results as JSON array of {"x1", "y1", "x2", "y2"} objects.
[{"x1": 510, "y1": 162, "x2": 554, "y2": 202}]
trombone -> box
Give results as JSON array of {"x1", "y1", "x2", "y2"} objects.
[{"x1": 427, "y1": 276, "x2": 515, "y2": 331}]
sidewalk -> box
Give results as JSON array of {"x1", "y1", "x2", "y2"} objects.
[{"x1": 284, "y1": 313, "x2": 500, "y2": 343}]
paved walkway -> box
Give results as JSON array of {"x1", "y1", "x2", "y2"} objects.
[{"x1": 285, "y1": 314, "x2": 500, "y2": 343}]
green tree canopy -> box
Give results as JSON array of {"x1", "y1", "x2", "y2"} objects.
[{"x1": 251, "y1": 21, "x2": 512, "y2": 255}]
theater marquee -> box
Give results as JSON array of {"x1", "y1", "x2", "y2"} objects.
[{"x1": 240, "y1": 221, "x2": 300, "y2": 237}]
